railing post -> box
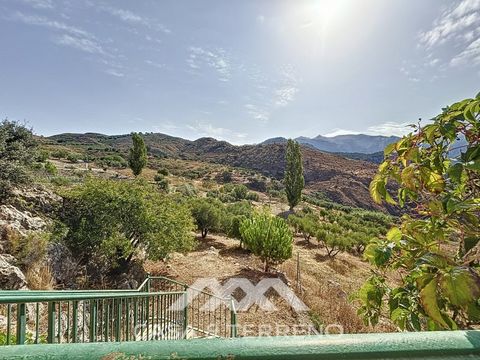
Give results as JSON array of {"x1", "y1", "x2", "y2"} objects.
[
  {"x1": 230, "y1": 299, "x2": 237, "y2": 338},
  {"x1": 116, "y1": 299, "x2": 122, "y2": 342},
  {"x1": 16, "y1": 303, "x2": 26, "y2": 345},
  {"x1": 183, "y1": 285, "x2": 188, "y2": 339},
  {"x1": 89, "y1": 301, "x2": 97, "y2": 342},
  {"x1": 47, "y1": 301, "x2": 56, "y2": 344},
  {"x1": 146, "y1": 273, "x2": 151, "y2": 293},
  {"x1": 72, "y1": 301, "x2": 78, "y2": 343}
]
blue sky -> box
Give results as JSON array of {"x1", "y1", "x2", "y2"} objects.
[{"x1": 1, "y1": 0, "x2": 479, "y2": 144}]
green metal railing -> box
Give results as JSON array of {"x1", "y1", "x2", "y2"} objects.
[
  {"x1": 0, "y1": 275, "x2": 237, "y2": 345},
  {"x1": 1, "y1": 331, "x2": 479, "y2": 359}
]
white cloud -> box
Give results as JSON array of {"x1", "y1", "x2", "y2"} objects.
[
  {"x1": 11, "y1": 12, "x2": 94, "y2": 39},
  {"x1": 451, "y1": 37, "x2": 480, "y2": 66},
  {"x1": 275, "y1": 86, "x2": 299, "y2": 106},
  {"x1": 244, "y1": 104, "x2": 270, "y2": 122},
  {"x1": 273, "y1": 65, "x2": 300, "y2": 107},
  {"x1": 104, "y1": 68, "x2": 125, "y2": 77},
  {"x1": 186, "y1": 121, "x2": 247, "y2": 143},
  {"x1": 101, "y1": 5, "x2": 171, "y2": 34},
  {"x1": 21, "y1": 0, "x2": 54, "y2": 9},
  {"x1": 256, "y1": 15, "x2": 265, "y2": 24},
  {"x1": 418, "y1": 0, "x2": 480, "y2": 70},
  {"x1": 54, "y1": 34, "x2": 104, "y2": 54},
  {"x1": 145, "y1": 59, "x2": 165, "y2": 69},
  {"x1": 187, "y1": 46, "x2": 231, "y2": 82},
  {"x1": 323, "y1": 128, "x2": 361, "y2": 137},
  {"x1": 366, "y1": 122, "x2": 413, "y2": 137},
  {"x1": 324, "y1": 122, "x2": 413, "y2": 138}
]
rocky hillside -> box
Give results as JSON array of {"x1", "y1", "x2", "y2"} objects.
[{"x1": 44, "y1": 133, "x2": 391, "y2": 212}]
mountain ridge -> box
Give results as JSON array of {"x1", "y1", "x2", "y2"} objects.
[
  {"x1": 262, "y1": 134, "x2": 400, "y2": 154},
  {"x1": 44, "y1": 131, "x2": 396, "y2": 213}
]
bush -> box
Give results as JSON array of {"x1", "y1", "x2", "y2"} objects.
[
  {"x1": 0, "y1": 120, "x2": 37, "y2": 199},
  {"x1": 61, "y1": 178, "x2": 195, "y2": 273},
  {"x1": 44, "y1": 161, "x2": 58, "y2": 175},
  {"x1": 240, "y1": 210, "x2": 293, "y2": 271},
  {"x1": 217, "y1": 170, "x2": 232, "y2": 183},
  {"x1": 5, "y1": 230, "x2": 50, "y2": 271},
  {"x1": 66, "y1": 153, "x2": 80, "y2": 163},
  {"x1": 157, "y1": 168, "x2": 169, "y2": 176},
  {"x1": 176, "y1": 183, "x2": 198, "y2": 197},
  {"x1": 247, "y1": 178, "x2": 267, "y2": 192},
  {"x1": 97, "y1": 155, "x2": 127, "y2": 169},
  {"x1": 221, "y1": 201, "x2": 254, "y2": 245}
]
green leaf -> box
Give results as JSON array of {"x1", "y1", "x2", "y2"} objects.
[
  {"x1": 440, "y1": 267, "x2": 480, "y2": 307},
  {"x1": 386, "y1": 227, "x2": 402, "y2": 242},
  {"x1": 384, "y1": 142, "x2": 396, "y2": 157},
  {"x1": 369, "y1": 174, "x2": 386, "y2": 204},
  {"x1": 364, "y1": 242, "x2": 392, "y2": 266},
  {"x1": 401, "y1": 166, "x2": 416, "y2": 190},
  {"x1": 465, "y1": 159, "x2": 480, "y2": 171},
  {"x1": 419, "y1": 278, "x2": 451, "y2": 329},
  {"x1": 464, "y1": 236, "x2": 480, "y2": 253},
  {"x1": 447, "y1": 163, "x2": 463, "y2": 184}
]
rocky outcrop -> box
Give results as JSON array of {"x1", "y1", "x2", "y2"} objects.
[
  {"x1": 0, "y1": 204, "x2": 47, "y2": 235},
  {"x1": 10, "y1": 186, "x2": 62, "y2": 215},
  {"x1": 47, "y1": 243, "x2": 79, "y2": 289},
  {"x1": 0, "y1": 254, "x2": 27, "y2": 289}
]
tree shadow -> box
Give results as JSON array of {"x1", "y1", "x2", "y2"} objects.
[
  {"x1": 218, "y1": 245, "x2": 251, "y2": 258},
  {"x1": 296, "y1": 238, "x2": 319, "y2": 249},
  {"x1": 314, "y1": 253, "x2": 331, "y2": 262},
  {"x1": 194, "y1": 236, "x2": 228, "y2": 251}
]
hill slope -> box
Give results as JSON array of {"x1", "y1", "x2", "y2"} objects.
[{"x1": 45, "y1": 132, "x2": 390, "y2": 212}]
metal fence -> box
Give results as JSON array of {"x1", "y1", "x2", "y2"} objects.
[{"x1": 0, "y1": 275, "x2": 237, "y2": 345}]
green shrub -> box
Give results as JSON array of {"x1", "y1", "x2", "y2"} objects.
[
  {"x1": 44, "y1": 161, "x2": 58, "y2": 175},
  {"x1": 240, "y1": 210, "x2": 293, "y2": 271},
  {"x1": 0, "y1": 120, "x2": 37, "y2": 199},
  {"x1": 157, "y1": 168, "x2": 169, "y2": 176},
  {"x1": 61, "y1": 178, "x2": 195, "y2": 272},
  {"x1": 5, "y1": 230, "x2": 50, "y2": 271}
]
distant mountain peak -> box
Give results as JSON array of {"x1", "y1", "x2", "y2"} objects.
[{"x1": 262, "y1": 133, "x2": 400, "y2": 154}]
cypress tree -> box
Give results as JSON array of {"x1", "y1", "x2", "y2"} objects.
[
  {"x1": 128, "y1": 132, "x2": 147, "y2": 176},
  {"x1": 284, "y1": 139, "x2": 304, "y2": 211}
]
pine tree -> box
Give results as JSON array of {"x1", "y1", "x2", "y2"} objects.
[
  {"x1": 128, "y1": 133, "x2": 147, "y2": 176},
  {"x1": 284, "y1": 139, "x2": 304, "y2": 211}
]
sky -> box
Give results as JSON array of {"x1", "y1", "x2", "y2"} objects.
[{"x1": 0, "y1": 0, "x2": 479, "y2": 144}]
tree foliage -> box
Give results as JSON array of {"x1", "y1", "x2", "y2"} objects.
[
  {"x1": 240, "y1": 210, "x2": 293, "y2": 271},
  {"x1": 0, "y1": 120, "x2": 37, "y2": 199},
  {"x1": 284, "y1": 139, "x2": 304, "y2": 210},
  {"x1": 360, "y1": 93, "x2": 480, "y2": 330},
  {"x1": 60, "y1": 178, "x2": 195, "y2": 272},
  {"x1": 190, "y1": 197, "x2": 223, "y2": 238},
  {"x1": 128, "y1": 133, "x2": 147, "y2": 176}
]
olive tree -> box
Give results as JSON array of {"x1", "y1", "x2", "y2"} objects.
[{"x1": 190, "y1": 198, "x2": 223, "y2": 238}]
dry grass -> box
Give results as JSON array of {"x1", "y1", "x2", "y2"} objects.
[
  {"x1": 25, "y1": 265, "x2": 55, "y2": 290},
  {"x1": 145, "y1": 232, "x2": 396, "y2": 336}
]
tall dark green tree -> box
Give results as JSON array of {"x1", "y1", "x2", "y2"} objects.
[
  {"x1": 284, "y1": 139, "x2": 304, "y2": 211},
  {"x1": 128, "y1": 132, "x2": 147, "y2": 176}
]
